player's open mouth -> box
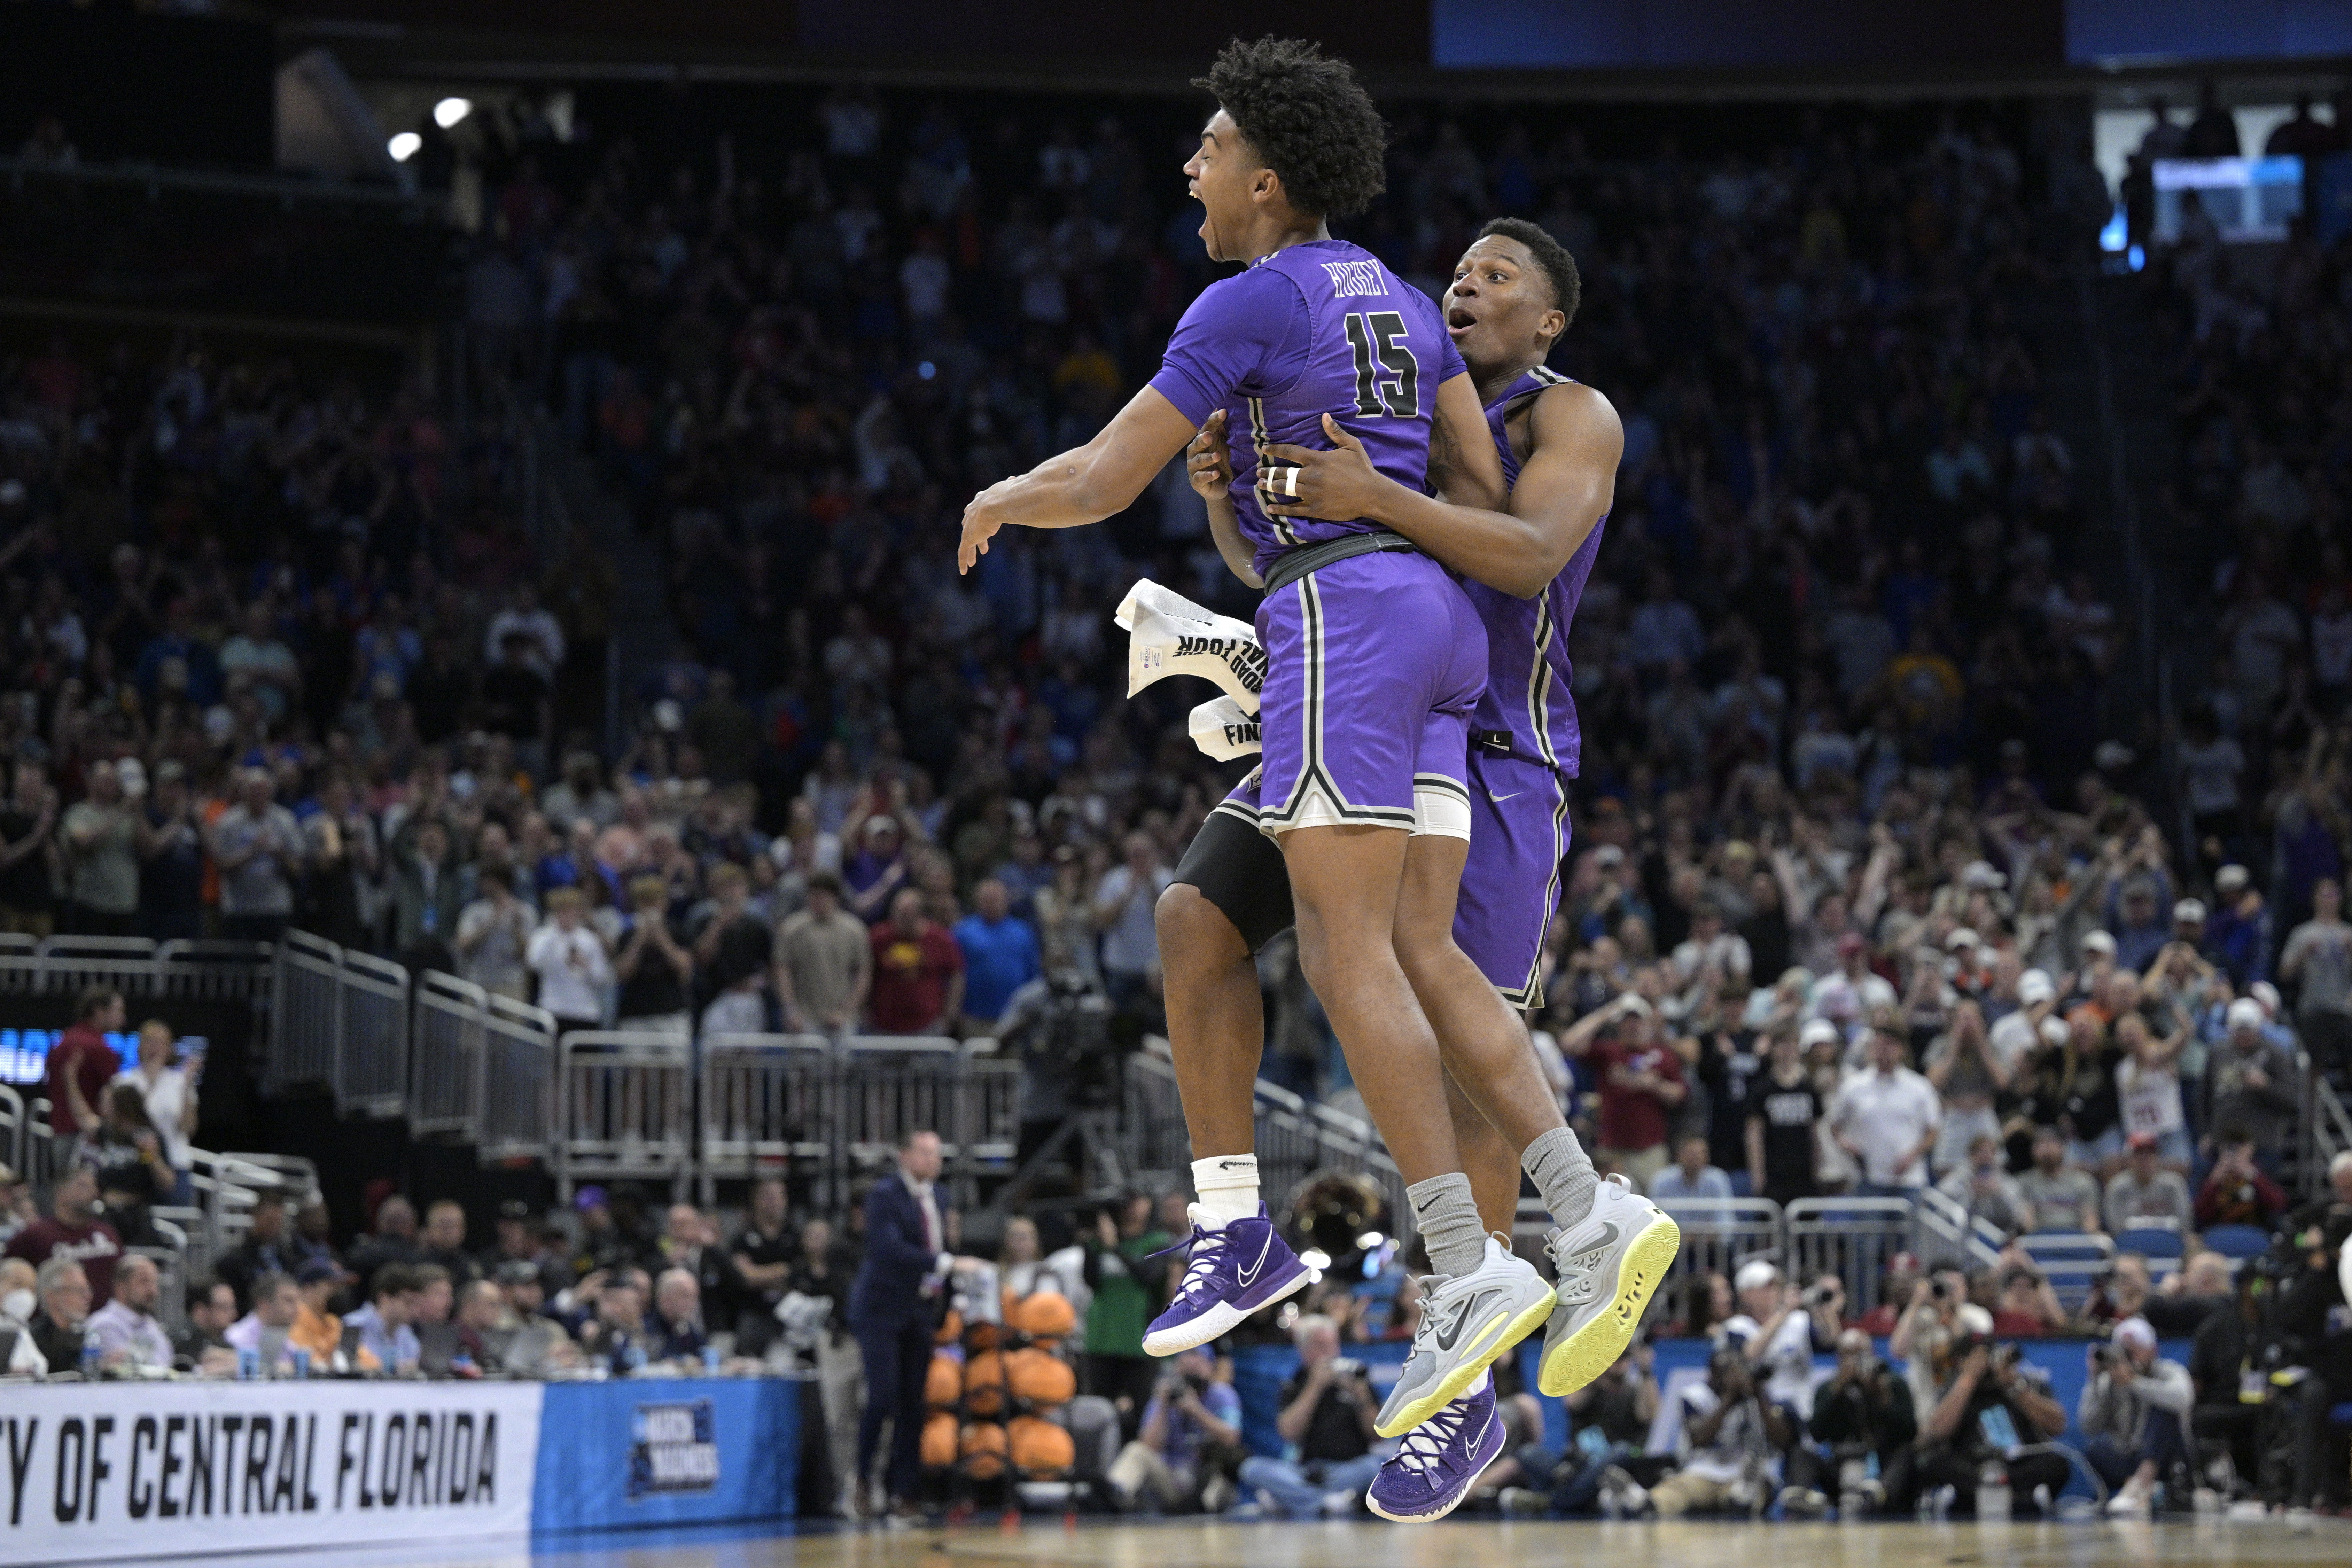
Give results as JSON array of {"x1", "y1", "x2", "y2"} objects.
[{"x1": 1446, "y1": 305, "x2": 1478, "y2": 337}]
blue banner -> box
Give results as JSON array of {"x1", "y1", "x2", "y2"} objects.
[{"x1": 532, "y1": 1378, "x2": 799, "y2": 1532}]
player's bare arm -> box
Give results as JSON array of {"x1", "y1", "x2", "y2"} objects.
[
  {"x1": 1264, "y1": 380, "x2": 1621, "y2": 599},
  {"x1": 956, "y1": 384, "x2": 1199, "y2": 572},
  {"x1": 1185, "y1": 410, "x2": 1263, "y2": 590}
]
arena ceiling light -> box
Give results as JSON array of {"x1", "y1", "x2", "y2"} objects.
[
  {"x1": 434, "y1": 97, "x2": 474, "y2": 130},
  {"x1": 387, "y1": 132, "x2": 422, "y2": 163}
]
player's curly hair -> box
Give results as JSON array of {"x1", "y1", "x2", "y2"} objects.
[
  {"x1": 1476, "y1": 217, "x2": 1581, "y2": 333},
  {"x1": 1193, "y1": 36, "x2": 1387, "y2": 220}
]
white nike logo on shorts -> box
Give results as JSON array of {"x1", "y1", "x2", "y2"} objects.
[{"x1": 1487, "y1": 791, "x2": 1521, "y2": 803}]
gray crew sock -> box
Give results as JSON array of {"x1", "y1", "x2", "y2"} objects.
[
  {"x1": 1524, "y1": 1125, "x2": 1601, "y2": 1228},
  {"x1": 1408, "y1": 1172, "x2": 1489, "y2": 1278}
]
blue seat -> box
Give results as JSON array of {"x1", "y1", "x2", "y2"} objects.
[
  {"x1": 2118, "y1": 1226, "x2": 2185, "y2": 1260},
  {"x1": 2201, "y1": 1224, "x2": 2272, "y2": 1259}
]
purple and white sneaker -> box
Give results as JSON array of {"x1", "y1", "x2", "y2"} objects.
[
  {"x1": 1140, "y1": 1202, "x2": 1311, "y2": 1357},
  {"x1": 1366, "y1": 1376, "x2": 1504, "y2": 1523}
]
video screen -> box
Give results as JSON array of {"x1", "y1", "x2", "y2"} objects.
[
  {"x1": 2153, "y1": 155, "x2": 2305, "y2": 243},
  {"x1": 0, "y1": 1030, "x2": 211, "y2": 1086}
]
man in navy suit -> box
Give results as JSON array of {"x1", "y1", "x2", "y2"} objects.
[{"x1": 850, "y1": 1128, "x2": 954, "y2": 1514}]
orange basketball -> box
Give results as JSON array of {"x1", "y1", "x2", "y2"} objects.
[
  {"x1": 959, "y1": 1421, "x2": 1008, "y2": 1479},
  {"x1": 925, "y1": 1353, "x2": 963, "y2": 1410},
  {"x1": 1008, "y1": 1415, "x2": 1074, "y2": 1477},
  {"x1": 963, "y1": 1350, "x2": 1007, "y2": 1415},
  {"x1": 921, "y1": 1412, "x2": 958, "y2": 1468},
  {"x1": 1006, "y1": 1347, "x2": 1075, "y2": 1409},
  {"x1": 1011, "y1": 1291, "x2": 1076, "y2": 1342}
]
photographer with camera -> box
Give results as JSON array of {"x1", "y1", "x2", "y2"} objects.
[
  {"x1": 2078, "y1": 1316, "x2": 2196, "y2": 1515},
  {"x1": 1807, "y1": 1327, "x2": 1917, "y2": 1514},
  {"x1": 1236, "y1": 1314, "x2": 1385, "y2": 1518},
  {"x1": 1622, "y1": 1343, "x2": 1788, "y2": 1517},
  {"x1": 1906, "y1": 1320, "x2": 2069, "y2": 1515},
  {"x1": 1722, "y1": 1260, "x2": 1843, "y2": 1510},
  {"x1": 1108, "y1": 1345, "x2": 1243, "y2": 1514}
]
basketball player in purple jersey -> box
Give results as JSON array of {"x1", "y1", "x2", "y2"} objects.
[
  {"x1": 956, "y1": 38, "x2": 1559, "y2": 1435},
  {"x1": 1161, "y1": 220, "x2": 1679, "y2": 1521}
]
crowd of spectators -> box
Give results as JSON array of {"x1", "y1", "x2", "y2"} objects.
[{"x1": 2, "y1": 79, "x2": 2346, "y2": 1526}]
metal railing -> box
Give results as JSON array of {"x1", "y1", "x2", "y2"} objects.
[
  {"x1": 1911, "y1": 1186, "x2": 2008, "y2": 1275},
  {"x1": 1656, "y1": 1196, "x2": 1785, "y2": 1294},
  {"x1": 2306, "y1": 1074, "x2": 2350, "y2": 1196},
  {"x1": 410, "y1": 972, "x2": 486, "y2": 1138},
  {"x1": 1789, "y1": 1196, "x2": 1928, "y2": 1319},
  {"x1": 0, "y1": 934, "x2": 273, "y2": 1002},
  {"x1": 555, "y1": 1030, "x2": 694, "y2": 1199},
  {"x1": 481, "y1": 996, "x2": 559, "y2": 1163}
]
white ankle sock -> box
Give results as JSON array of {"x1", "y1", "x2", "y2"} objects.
[{"x1": 1191, "y1": 1154, "x2": 1261, "y2": 1228}]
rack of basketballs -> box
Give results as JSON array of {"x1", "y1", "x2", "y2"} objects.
[{"x1": 922, "y1": 1285, "x2": 1081, "y2": 1495}]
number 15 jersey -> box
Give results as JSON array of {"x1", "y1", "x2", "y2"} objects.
[{"x1": 1148, "y1": 239, "x2": 1466, "y2": 581}]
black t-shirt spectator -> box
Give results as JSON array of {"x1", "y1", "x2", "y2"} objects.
[
  {"x1": 0, "y1": 805, "x2": 52, "y2": 915},
  {"x1": 1750, "y1": 1075, "x2": 1822, "y2": 1200},
  {"x1": 787, "y1": 1247, "x2": 855, "y2": 1336},
  {"x1": 616, "y1": 918, "x2": 693, "y2": 1017},
  {"x1": 693, "y1": 910, "x2": 772, "y2": 1001},
  {"x1": 1279, "y1": 1368, "x2": 1372, "y2": 1465},
  {"x1": 1697, "y1": 1031, "x2": 1764, "y2": 1172},
  {"x1": 730, "y1": 1223, "x2": 795, "y2": 1311},
  {"x1": 404, "y1": 648, "x2": 473, "y2": 745},
  {"x1": 139, "y1": 802, "x2": 205, "y2": 937},
  {"x1": 2187, "y1": 1299, "x2": 2263, "y2": 1403},
  {"x1": 479, "y1": 661, "x2": 548, "y2": 740}
]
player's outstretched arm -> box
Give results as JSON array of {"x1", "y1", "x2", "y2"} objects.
[
  {"x1": 956, "y1": 385, "x2": 1199, "y2": 573},
  {"x1": 1263, "y1": 381, "x2": 1620, "y2": 599}
]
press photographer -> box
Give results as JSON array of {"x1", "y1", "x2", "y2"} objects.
[
  {"x1": 2077, "y1": 1316, "x2": 2195, "y2": 1514},
  {"x1": 2273, "y1": 1172, "x2": 2352, "y2": 1516},
  {"x1": 1806, "y1": 1327, "x2": 1917, "y2": 1514},
  {"x1": 1108, "y1": 1345, "x2": 1243, "y2": 1513},
  {"x1": 1906, "y1": 1324, "x2": 2068, "y2": 1515}
]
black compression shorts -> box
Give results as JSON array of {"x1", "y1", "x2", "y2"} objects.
[{"x1": 1171, "y1": 807, "x2": 1294, "y2": 955}]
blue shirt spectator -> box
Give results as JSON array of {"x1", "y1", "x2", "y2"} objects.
[
  {"x1": 955, "y1": 880, "x2": 1041, "y2": 1025},
  {"x1": 1648, "y1": 1137, "x2": 1736, "y2": 1201}
]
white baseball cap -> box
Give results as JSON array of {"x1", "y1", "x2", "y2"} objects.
[
  {"x1": 2215, "y1": 864, "x2": 2250, "y2": 893},
  {"x1": 2226, "y1": 998, "x2": 2264, "y2": 1031},
  {"x1": 2018, "y1": 969, "x2": 2056, "y2": 1006},
  {"x1": 2082, "y1": 930, "x2": 2117, "y2": 956},
  {"x1": 2173, "y1": 898, "x2": 2207, "y2": 925},
  {"x1": 1800, "y1": 1019, "x2": 1842, "y2": 1050},
  {"x1": 1734, "y1": 1259, "x2": 1781, "y2": 1294},
  {"x1": 1945, "y1": 927, "x2": 1981, "y2": 951}
]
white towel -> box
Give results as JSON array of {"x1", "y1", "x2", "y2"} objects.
[
  {"x1": 1115, "y1": 577, "x2": 1265, "y2": 713},
  {"x1": 1187, "y1": 694, "x2": 1263, "y2": 760}
]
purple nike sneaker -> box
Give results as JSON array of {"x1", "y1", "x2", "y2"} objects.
[
  {"x1": 1141, "y1": 1202, "x2": 1311, "y2": 1356},
  {"x1": 1366, "y1": 1376, "x2": 1504, "y2": 1523}
]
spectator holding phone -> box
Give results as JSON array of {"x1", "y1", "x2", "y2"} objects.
[{"x1": 119, "y1": 1019, "x2": 198, "y2": 1203}]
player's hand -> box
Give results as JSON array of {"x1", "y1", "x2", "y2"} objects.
[
  {"x1": 1261, "y1": 414, "x2": 1393, "y2": 522},
  {"x1": 957, "y1": 488, "x2": 1007, "y2": 574},
  {"x1": 1185, "y1": 410, "x2": 1233, "y2": 500}
]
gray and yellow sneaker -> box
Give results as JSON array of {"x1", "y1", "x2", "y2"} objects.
[
  {"x1": 1536, "y1": 1173, "x2": 1681, "y2": 1396},
  {"x1": 1374, "y1": 1233, "x2": 1555, "y2": 1438}
]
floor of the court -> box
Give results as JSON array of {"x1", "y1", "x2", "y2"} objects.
[{"x1": 148, "y1": 1514, "x2": 2352, "y2": 1568}]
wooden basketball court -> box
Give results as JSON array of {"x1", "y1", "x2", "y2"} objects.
[{"x1": 174, "y1": 1515, "x2": 2352, "y2": 1568}]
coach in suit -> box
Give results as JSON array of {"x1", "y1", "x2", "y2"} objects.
[{"x1": 850, "y1": 1128, "x2": 955, "y2": 1513}]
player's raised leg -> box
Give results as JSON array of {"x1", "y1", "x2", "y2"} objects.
[
  {"x1": 1397, "y1": 829, "x2": 1679, "y2": 1399},
  {"x1": 1141, "y1": 804, "x2": 1308, "y2": 1356}
]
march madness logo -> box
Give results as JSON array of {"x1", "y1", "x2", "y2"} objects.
[{"x1": 627, "y1": 1401, "x2": 718, "y2": 1499}]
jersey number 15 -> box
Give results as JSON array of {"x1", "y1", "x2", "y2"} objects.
[{"x1": 1343, "y1": 311, "x2": 1420, "y2": 419}]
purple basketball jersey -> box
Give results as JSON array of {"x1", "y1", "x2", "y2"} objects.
[
  {"x1": 1150, "y1": 240, "x2": 1465, "y2": 579},
  {"x1": 1458, "y1": 366, "x2": 1605, "y2": 777}
]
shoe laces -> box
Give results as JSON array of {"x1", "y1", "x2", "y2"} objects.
[
  {"x1": 1388, "y1": 1397, "x2": 1475, "y2": 1477},
  {"x1": 1149, "y1": 1224, "x2": 1228, "y2": 1304}
]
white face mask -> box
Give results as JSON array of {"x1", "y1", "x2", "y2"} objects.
[{"x1": 1, "y1": 1289, "x2": 32, "y2": 1323}]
